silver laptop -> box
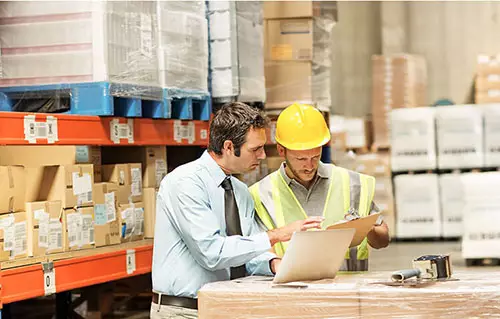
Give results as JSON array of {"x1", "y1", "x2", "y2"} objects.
[{"x1": 273, "y1": 228, "x2": 355, "y2": 284}]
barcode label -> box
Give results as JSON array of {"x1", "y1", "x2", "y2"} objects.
[
  {"x1": 14, "y1": 221, "x2": 27, "y2": 256},
  {"x1": 38, "y1": 211, "x2": 50, "y2": 248},
  {"x1": 155, "y1": 160, "x2": 167, "y2": 188},
  {"x1": 77, "y1": 191, "x2": 92, "y2": 206},
  {"x1": 49, "y1": 218, "x2": 62, "y2": 251},
  {"x1": 3, "y1": 222, "x2": 14, "y2": 252},
  {"x1": 173, "y1": 120, "x2": 195, "y2": 144},
  {"x1": 81, "y1": 214, "x2": 93, "y2": 246},
  {"x1": 200, "y1": 129, "x2": 208, "y2": 140},
  {"x1": 134, "y1": 208, "x2": 145, "y2": 236},
  {"x1": 66, "y1": 212, "x2": 82, "y2": 248},
  {"x1": 105, "y1": 192, "x2": 116, "y2": 222},
  {"x1": 89, "y1": 227, "x2": 94, "y2": 245},
  {"x1": 110, "y1": 119, "x2": 134, "y2": 144},
  {"x1": 131, "y1": 168, "x2": 142, "y2": 196},
  {"x1": 23, "y1": 115, "x2": 58, "y2": 144}
]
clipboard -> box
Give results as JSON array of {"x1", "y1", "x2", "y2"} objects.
[{"x1": 326, "y1": 213, "x2": 381, "y2": 248}]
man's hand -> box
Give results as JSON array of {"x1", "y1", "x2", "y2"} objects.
[
  {"x1": 270, "y1": 258, "x2": 281, "y2": 274},
  {"x1": 267, "y1": 216, "x2": 324, "y2": 246},
  {"x1": 367, "y1": 222, "x2": 390, "y2": 249}
]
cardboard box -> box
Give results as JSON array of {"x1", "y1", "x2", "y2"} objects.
[
  {"x1": 477, "y1": 54, "x2": 500, "y2": 74},
  {"x1": 0, "y1": 146, "x2": 102, "y2": 181},
  {"x1": 102, "y1": 164, "x2": 143, "y2": 203},
  {"x1": 0, "y1": 212, "x2": 28, "y2": 261},
  {"x1": 266, "y1": 19, "x2": 313, "y2": 61},
  {"x1": 476, "y1": 74, "x2": 500, "y2": 91},
  {"x1": 93, "y1": 183, "x2": 121, "y2": 247},
  {"x1": 143, "y1": 188, "x2": 157, "y2": 238},
  {"x1": 394, "y1": 174, "x2": 441, "y2": 239},
  {"x1": 354, "y1": 153, "x2": 391, "y2": 177},
  {"x1": 26, "y1": 201, "x2": 64, "y2": 257},
  {"x1": 63, "y1": 206, "x2": 95, "y2": 251},
  {"x1": 435, "y1": 105, "x2": 483, "y2": 169},
  {"x1": 439, "y1": 174, "x2": 464, "y2": 238},
  {"x1": 101, "y1": 146, "x2": 167, "y2": 188},
  {"x1": 263, "y1": 1, "x2": 337, "y2": 19},
  {"x1": 390, "y1": 107, "x2": 437, "y2": 172},
  {"x1": 25, "y1": 165, "x2": 94, "y2": 209},
  {"x1": 0, "y1": 166, "x2": 25, "y2": 214},
  {"x1": 329, "y1": 116, "x2": 371, "y2": 149},
  {"x1": 372, "y1": 55, "x2": 427, "y2": 149},
  {"x1": 118, "y1": 202, "x2": 145, "y2": 243}
]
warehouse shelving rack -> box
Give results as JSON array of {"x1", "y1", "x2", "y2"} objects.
[{"x1": 0, "y1": 111, "x2": 213, "y2": 318}]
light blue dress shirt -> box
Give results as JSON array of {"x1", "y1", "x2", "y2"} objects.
[{"x1": 152, "y1": 151, "x2": 276, "y2": 298}]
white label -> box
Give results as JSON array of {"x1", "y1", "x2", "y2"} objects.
[
  {"x1": 44, "y1": 268, "x2": 56, "y2": 296},
  {"x1": 375, "y1": 165, "x2": 386, "y2": 174},
  {"x1": 140, "y1": 14, "x2": 153, "y2": 58},
  {"x1": 23, "y1": 115, "x2": 58, "y2": 144},
  {"x1": 173, "y1": 120, "x2": 195, "y2": 144},
  {"x1": 126, "y1": 249, "x2": 136, "y2": 275},
  {"x1": 72, "y1": 173, "x2": 92, "y2": 196},
  {"x1": 200, "y1": 129, "x2": 208, "y2": 140},
  {"x1": 48, "y1": 218, "x2": 63, "y2": 251},
  {"x1": 37, "y1": 211, "x2": 50, "y2": 248},
  {"x1": 110, "y1": 119, "x2": 134, "y2": 144},
  {"x1": 66, "y1": 212, "x2": 82, "y2": 248},
  {"x1": 487, "y1": 74, "x2": 500, "y2": 82},
  {"x1": 134, "y1": 208, "x2": 145, "y2": 236},
  {"x1": 488, "y1": 90, "x2": 500, "y2": 97},
  {"x1": 81, "y1": 214, "x2": 94, "y2": 246},
  {"x1": 121, "y1": 208, "x2": 134, "y2": 239},
  {"x1": 155, "y1": 159, "x2": 167, "y2": 188},
  {"x1": 105, "y1": 192, "x2": 117, "y2": 222},
  {"x1": 77, "y1": 192, "x2": 92, "y2": 206},
  {"x1": 131, "y1": 168, "x2": 142, "y2": 197},
  {"x1": 270, "y1": 122, "x2": 277, "y2": 144},
  {"x1": 3, "y1": 221, "x2": 14, "y2": 252},
  {"x1": 14, "y1": 221, "x2": 27, "y2": 256}
]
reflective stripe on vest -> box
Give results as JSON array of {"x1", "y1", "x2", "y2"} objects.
[{"x1": 250, "y1": 165, "x2": 375, "y2": 271}]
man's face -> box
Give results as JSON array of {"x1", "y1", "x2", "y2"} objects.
[
  {"x1": 280, "y1": 146, "x2": 322, "y2": 184},
  {"x1": 227, "y1": 127, "x2": 267, "y2": 174}
]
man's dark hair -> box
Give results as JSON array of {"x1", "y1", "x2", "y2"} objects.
[{"x1": 208, "y1": 102, "x2": 268, "y2": 157}]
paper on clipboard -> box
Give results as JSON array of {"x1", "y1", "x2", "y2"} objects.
[{"x1": 326, "y1": 213, "x2": 381, "y2": 247}]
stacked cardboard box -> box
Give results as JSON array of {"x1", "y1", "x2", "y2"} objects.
[
  {"x1": 394, "y1": 174, "x2": 442, "y2": 239},
  {"x1": 476, "y1": 54, "x2": 500, "y2": 103},
  {"x1": 329, "y1": 115, "x2": 372, "y2": 150},
  {"x1": 263, "y1": 1, "x2": 336, "y2": 111},
  {"x1": 371, "y1": 54, "x2": 427, "y2": 149}
]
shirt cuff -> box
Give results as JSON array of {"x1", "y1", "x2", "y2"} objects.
[{"x1": 253, "y1": 231, "x2": 272, "y2": 251}]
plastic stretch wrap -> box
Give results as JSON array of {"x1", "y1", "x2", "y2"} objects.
[
  {"x1": 264, "y1": 16, "x2": 334, "y2": 111},
  {"x1": 198, "y1": 271, "x2": 500, "y2": 318},
  {"x1": 0, "y1": 1, "x2": 159, "y2": 96},
  {"x1": 157, "y1": 1, "x2": 208, "y2": 93},
  {"x1": 208, "y1": 1, "x2": 265, "y2": 102}
]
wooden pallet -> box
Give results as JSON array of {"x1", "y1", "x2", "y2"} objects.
[{"x1": 465, "y1": 258, "x2": 500, "y2": 267}]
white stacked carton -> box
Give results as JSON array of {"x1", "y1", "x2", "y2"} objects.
[
  {"x1": 390, "y1": 107, "x2": 437, "y2": 172},
  {"x1": 461, "y1": 172, "x2": 500, "y2": 260},
  {"x1": 435, "y1": 105, "x2": 484, "y2": 169},
  {"x1": 208, "y1": 1, "x2": 265, "y2": 102},
  {"x1": 439, "y1": 174, "x2": 465, "y2": 238},
  {"x1": 394, "y1": 174, "x2": 442, "y2": 238},
  {"x1": 480, "y1": 104, "x2": 500, "y2": 167}
]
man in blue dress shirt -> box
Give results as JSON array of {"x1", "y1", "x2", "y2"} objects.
[{"x1": 151, "y1": 102, "x2": 323, "y2": 318}]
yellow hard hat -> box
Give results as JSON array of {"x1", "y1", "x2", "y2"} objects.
[{"x1": 275, "y1": 103, "x2": 331, "y2": 150}]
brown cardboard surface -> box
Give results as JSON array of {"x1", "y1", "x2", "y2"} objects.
[
  {"x1": 63, "y1": 207, "x2": 95, "y2": 251},
  {"x1": 0, "y1": 166, "x2": 25, "y2": 214},
  {"x1": 102, "y1": 164, "x2": 143, "y2": 203},
  {"x1": 475, "y1": 91, "x2": 500, "y2": 104},
  {"x1": 143, "y1": 188, "x2": 157, "y2": 239},
  {"x1": 101, "y1": 146, "x2": 167, "y2": 188},
  {"x1": 266, "y1": 157, "x2": 283, "y2": 173},
  {"x1": 25, "y1": 201, "x2": 64, "y2": 257},
  {"x1": 354, "y1": 153, "x2": 391, "y2": 177},
  {"x1": 118, "y1": 202, "x2": 145, "y2": 243},
  {"x1": 371, "y1": 55, "x2": 427, "y2": 148},
  {"x1": 265, "y1": 61, "x2": 313, "y2": 108},
  {"x1": 266, "y1": 19, "x2": 313, "y2": 61},
  {"x1": 0, "y1": 212, "x2": 28, "y2": 261},
  {"x1": 0, "y1": 146, "x2": 101, "y2": 181},
  {"x1": 263, "y1": 1, "x2": 337, "y2": 19},
  {"x1": 93, "y1": 183, "x2": 121, "y2": 247}
]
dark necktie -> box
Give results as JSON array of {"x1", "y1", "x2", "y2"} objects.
[{"x1": 221, "y1": 177, "x2": 246, "y2": 279}]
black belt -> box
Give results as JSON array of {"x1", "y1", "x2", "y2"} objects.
[{"x1": 152, "y1": 292, "x2": 198, "y2": 310}]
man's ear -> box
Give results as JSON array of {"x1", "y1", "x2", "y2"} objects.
[
  {"x1": 277, "y1": 144, "x2": 286, "y2": 157},
  {"x1": 223, "y1": 140, "x2": 234, "y2": 155}
]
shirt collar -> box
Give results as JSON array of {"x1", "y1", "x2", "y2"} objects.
[
  {"x1": 200, "y1": 151, "x2": 228, "y2": 187},
  {"x1": 279, "y1": 161, "x2": 330, "y2": 186}
]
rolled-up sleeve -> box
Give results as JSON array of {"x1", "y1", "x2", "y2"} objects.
[{"x1": 164, "y1": 177, "x2": 272, "y2": 272}]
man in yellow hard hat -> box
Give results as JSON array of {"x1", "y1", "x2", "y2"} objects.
[{"x1": 249, "y1": 103, "x2": 389, "y2": 271}]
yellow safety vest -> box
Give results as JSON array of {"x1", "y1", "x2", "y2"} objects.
[{"x1": 249, "y1": 165, "x2": 375, "y2": 271}]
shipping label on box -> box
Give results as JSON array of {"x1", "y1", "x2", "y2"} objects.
[
  {"x1": 119, "y1": 202, "x2": 145, "y2": 243},
  {"x1": 102, "y1": 163, "x2": 143, "y2": 203},
  {"x1": 0, "y1": 166, "x2": 25, "y2": 214},
  {"x1": 0, "y1": 212, "x2": 28, "y2": 261},
  {"x1": 93, "y1": 183, "x2": 121, "y2": 247},
  {"x1": 64, "y1": 207, "x2": 95, "y2": 251},
  {"x1": 26, "y1": 200, "x2": 63, "y2": 257}
]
